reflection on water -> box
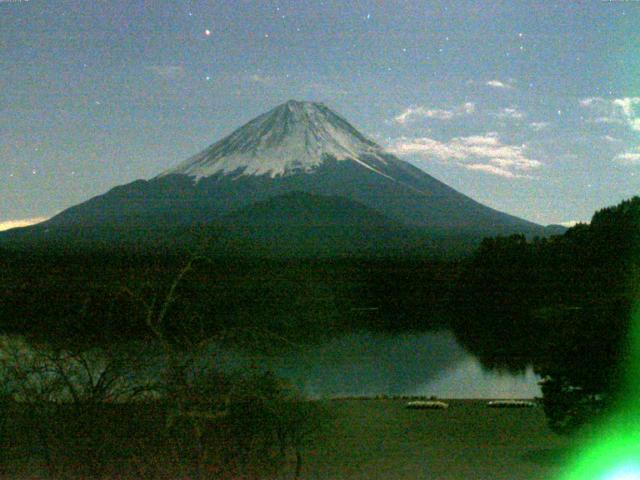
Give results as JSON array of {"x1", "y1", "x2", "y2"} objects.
[
  {"x1": 0, "y1": 331, "x2": 541, "y2": 400},
  {"x1": 232, "y1": 330, "x2": 541, "y2": 399},
  {"x1": 416, "y1": 357, "x2": 540, "y2": 399}
]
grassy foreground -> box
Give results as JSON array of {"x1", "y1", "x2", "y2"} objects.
[
  {"x1": 302, "y1": 399, "x2": 572, "y2": 480},
  {"x1": 0, "y1": 399, "x2": 572, "y2": 479}
]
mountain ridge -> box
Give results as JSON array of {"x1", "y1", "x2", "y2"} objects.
[
  {"x1": 3, "y1": 100, "x2": 551, "y2": 255},
  {"x1": 161, "y1": 100, "x2": 391, "y2": 180},
  {"x1": 223, "y1": 191, "x2": 403, "y2": 228}
]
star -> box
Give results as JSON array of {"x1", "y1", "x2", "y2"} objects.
[{"x1": 204, "y1": 29, "x2": 211, "y2": 36}]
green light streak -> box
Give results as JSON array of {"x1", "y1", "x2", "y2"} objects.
[
  {"x1": 557, "y1": 304, "x2": 640, "y2": 480},
  {"x1": 555, "y1": 6, "x2": 640, "y2": 474}
]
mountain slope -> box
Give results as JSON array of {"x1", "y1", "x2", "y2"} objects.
[
  {"x1": 223, "y1": 191, "x2": 402, "y2": 228},
  {"x1": 13, "y1": 100, "x2": 544, "y2": 252},
  {"x1": 212, "y1": 191, "x2": 435, "y2": 257}
]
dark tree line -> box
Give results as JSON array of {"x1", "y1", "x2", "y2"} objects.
[
  {"x1": 0, "y1": 247, "x2": 457, "y2": 349},
  {"x1": 5, "y1": 197, "x2": 640, "y2": 435},
  {"x1": 452, "y1": 196, "x2": 640, "y2": 433},
  {"x1": 0, "y1": 249, "x2": 328, "y2": 479}
]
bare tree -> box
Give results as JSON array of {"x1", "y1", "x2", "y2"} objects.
[
  {"x1": 0, "y1": 336, "x2": 154, "y2": 478},
  {"x1": 124, "y1": 255, "x2": 325, "y2": 480}
]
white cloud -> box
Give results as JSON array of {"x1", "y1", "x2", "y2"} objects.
[
  {"x1": 560, "y1": 220, "x2": 581, "y2": 227},
  {"x1": 496, "y1": 107, "x2": 525, "y2": 120},
  {"x1": 393, "y1": 102, "x2": 475, "y2": 124},
  {"x1": 529, "y1": 122, "x2": 549, "y2": 131},
  {"x1": 615, "y1": 148, "x2": 640, "y2": 165},
  {"x1": 462, "y1": 102, "x2": 477, "y2": 114},
  {"x1": 465, "y1": 163, "x2": 518, "y2": 178},
  {"x1": 249, "y1": 74, "x2": 274, "y2": 85},
  {"x1": 147, "y1": 65, "x2": 186, "y2": 80},
  {"x1": 486, "y1": 80, "x2": 514, "y2": 89},
  {"x1": 580, "y1": 96, "x2": 640, "y2": 131},
  {"x1": 579, "y1": 97, "x2": 600, "y2": 108},
  {"x1": 387, "y1": 133, "x2": 541, "y2": 178},
  {"x1": 0, "y1": 216, "x2": 49, "y2": 232},
  {"x1": 613, "y1": 97, "x2": 640, "y2": 119},
  {"x1": 389, "y1": 137, "x2": 468, "y2": 160}
]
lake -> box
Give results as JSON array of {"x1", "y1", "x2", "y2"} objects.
[
  {"x1": 0, "y1": 330, "x2": 541, "y2": 400},
  {"x1": 227, "y1": 330, "x2": 541, "y2": 399}
]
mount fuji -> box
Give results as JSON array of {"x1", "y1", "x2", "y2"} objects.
[{"x1": 8, "y1": 100, "x2": 549, "y2": 254}]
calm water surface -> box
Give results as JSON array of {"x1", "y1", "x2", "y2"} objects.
[
  {"x1": 0, "y1": 331, "x2": 540, "y2": 400},
  {"x1": 231, "y1": 330, "x2": 541, "y2": 399}
]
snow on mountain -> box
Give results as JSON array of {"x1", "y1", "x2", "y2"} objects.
[
  {"x1": 161, "y1": 100, "x2": 393, "y2": 180},
  {"x1": 20, "y1": 99, "x2": 543, "y2": 242}
]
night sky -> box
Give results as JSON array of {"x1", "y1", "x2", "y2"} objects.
[{"x1": 2, "y1": 0, "x2": 639, "y2": 230}]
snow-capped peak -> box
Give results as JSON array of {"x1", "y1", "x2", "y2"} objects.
[{"x1": 162, "y1": 100, "x2": 390, "y2": 179}]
